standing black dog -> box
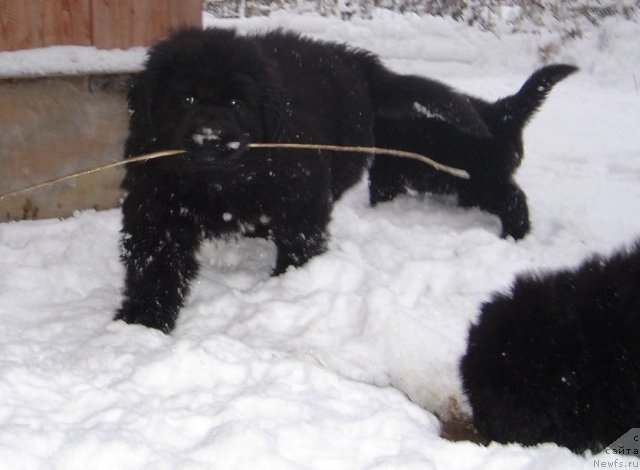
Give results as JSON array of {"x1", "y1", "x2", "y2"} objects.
[
  {"x1": 116, "y1": 27, "x2": 574, "y2": 333},
  {"x1": 461, "y1": 241, "x2": 640, "y2": 453},
  {"x1": 370, "y1": 64, "x2": 577, "y2": 240}
]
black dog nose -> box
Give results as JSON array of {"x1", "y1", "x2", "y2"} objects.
[
  {"x1": 191, "y1": 127, "x2": 222, "y2": 146},
  {"x1": 188, "y1": 127, "x2": 247, "y2": 160}
]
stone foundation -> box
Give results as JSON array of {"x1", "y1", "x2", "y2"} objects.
[{"x1": 0, "y1": 73, "x2": 132, "y2": 221}]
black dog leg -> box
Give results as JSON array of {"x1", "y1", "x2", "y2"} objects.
[
  {"x1": 116, "y1": 217, "x2": 202, "y2": 333},
  {"x1": 272, "y1": 229, "x2": 328, "y2": 276},
  {"x1": 270, "y1": 200, "x2": 330, "y2": 275},
  {"x1": 459, "y1": 179, "x2": 530, "y2": 240},
  {"x1": 368, "y1": 156, "x2": 407, "y2": 206}
]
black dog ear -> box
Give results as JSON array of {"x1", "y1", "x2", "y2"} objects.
[{"x1": 125, "y1": 73, "x2": 155, "y2": 156}]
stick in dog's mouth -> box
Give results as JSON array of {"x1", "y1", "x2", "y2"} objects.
[
  {"x1": 247, "y1": 143, "x2": 470, "y2": 179},
  {"x1": 0, "y1": 144, "x2": 470, "y2": 201}
]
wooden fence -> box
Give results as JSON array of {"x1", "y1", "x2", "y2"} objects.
[{"x1": 0, "y1": 0, "x2": 202, "y2": 51}]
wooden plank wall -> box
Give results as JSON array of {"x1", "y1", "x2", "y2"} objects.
[{"x1": 0, "y1": 0, "x2": 202, "y2": 51}]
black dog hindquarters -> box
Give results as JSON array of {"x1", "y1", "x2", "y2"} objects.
[
  {"x1": 370, "y1": 115, "x2": 531, "y2": 240},
  {"x1": 364, "y1": 61, "x2": 491, "y2": 139},
  {"x1": 369, "y1": 64, "x2": 578, "y2": 241},
  {"x1": 461, "y1": 243, "x2": 640, "y2": 453}
]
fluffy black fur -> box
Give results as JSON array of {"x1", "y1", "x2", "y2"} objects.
[
  {"x1": 117, "y1": 28, "x2": 369, "y2": 333},
  {"x1": 370, "y1": 64, "x2": 578, "y2": 240},
  {"x1": 461, "y1": 241, "x2": 640, "y2": 453},
  {"x1": 116, "y1": 27, "x2": 574, "y2": 333}
]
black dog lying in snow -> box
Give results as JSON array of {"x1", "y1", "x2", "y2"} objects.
[
  {"x1": 116, "y1": 27, "x2": 575, "y2": 333},
  {"x1": 461, "y1": 241, "x2": 640, "y2": 454}
]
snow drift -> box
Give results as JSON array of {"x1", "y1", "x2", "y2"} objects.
[{"x1": 1, "y1": 8, "x2": 640, "y2": 469}]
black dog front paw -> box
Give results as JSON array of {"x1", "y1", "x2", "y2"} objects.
[
  {"x1": 500, "y1": 217, "x2": 530, "y2": 240},
  {"x1": 272, "y1": 231, "x2": 328, "y2": 276},
  {"x1": 115, "y1": 304, "x2": 176, "y2": 334}
]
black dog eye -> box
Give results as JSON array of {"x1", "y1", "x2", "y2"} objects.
[
  {"x1": 228, "y1": 98, "x2": 241, "y2": 108},
  {"x1": 183, "y1": 96, "x2": 196, "y2": 106}
]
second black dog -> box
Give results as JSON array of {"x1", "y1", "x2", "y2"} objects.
[
  {"x1": 370, "y1": 64, "x2": 578, "y2": 239},
  {"x1": 461, "y1": 241, "x2": 640, "y2": 453}
]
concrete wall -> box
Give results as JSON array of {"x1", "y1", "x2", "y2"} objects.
[{"x1": 0, "y1": 73, "x2": 131, "y2": 221}]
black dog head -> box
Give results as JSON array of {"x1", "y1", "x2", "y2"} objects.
[{"x1": 126, "y1": 28, "x2": 284, "y2": 168}]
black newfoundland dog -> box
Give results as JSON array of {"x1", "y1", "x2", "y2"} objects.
[
  {"x1": 371, "y1": 64, "x2": 577, "y2": 239},
  {"x1": 116, "y1": 27, "x2": 574, "y2": 333},
  {"x1": 461, "y1": 241, "x2": 640, "y2": 453}
]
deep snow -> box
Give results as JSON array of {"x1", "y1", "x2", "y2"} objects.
[{"x1": 1, "y1": 8, "x2": 640, "y2": 469}]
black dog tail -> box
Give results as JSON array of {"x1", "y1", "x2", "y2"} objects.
[{"x1": 493, "y1": 64, "x2": 578, "y2": 131}]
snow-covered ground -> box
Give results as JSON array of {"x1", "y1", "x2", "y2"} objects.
[{"x1": 1, "y1": 9, "x2": 640, "y2": 469}]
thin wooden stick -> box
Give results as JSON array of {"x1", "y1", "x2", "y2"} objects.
[
  {"x1": 0, "y1": 150, "x2": 186, "y2": 201},
  {"x1": 247, "y1": 143, "x2": 470, "y2": 179},
  {"x1": 0, "y1": 144, "x2": 469, "y2": 201}
]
